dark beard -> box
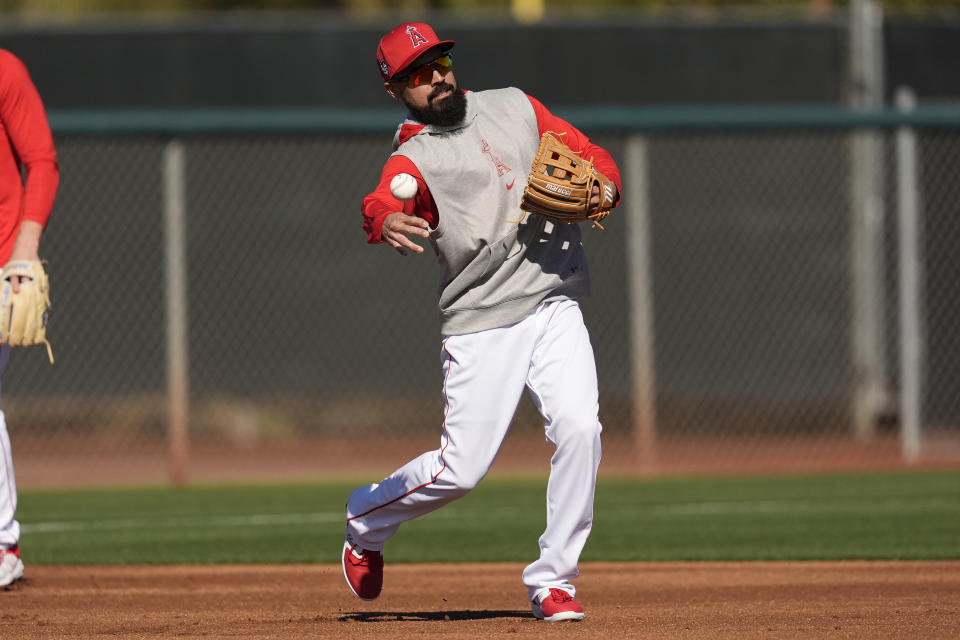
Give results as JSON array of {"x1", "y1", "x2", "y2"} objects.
[{"x1": 407, "y1": 83, "x2": 467, "y2": 127}]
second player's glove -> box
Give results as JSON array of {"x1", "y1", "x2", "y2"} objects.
[{"x1": 0, "y1": 260, "x2": 53, "y2": 363}]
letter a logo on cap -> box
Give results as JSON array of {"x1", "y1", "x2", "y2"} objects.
[
  {"x1": 377, "y1": 23, "x2": 455, "y2": 80},
  {"x1": 407, "y1": 25, "x2": 429, "y2": 47}
]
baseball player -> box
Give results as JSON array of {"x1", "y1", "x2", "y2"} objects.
[
  {"x1": 0, "y1": 49, "x2": 60, "y2": 589},
  {"x1": 341, "y1": 23, "x2": 621, "y2": 622}
]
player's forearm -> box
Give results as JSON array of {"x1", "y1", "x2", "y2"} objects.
[
  {"x1": 21, "y1": 158, "x2": 59, "y2": 227},
  {"x1": 8, "y1": 220, "x2": 44, "y2": 262}
]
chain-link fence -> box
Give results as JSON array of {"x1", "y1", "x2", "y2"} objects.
[{"x1": 6, "y1": 105, "x2": 959, "y2": 487}]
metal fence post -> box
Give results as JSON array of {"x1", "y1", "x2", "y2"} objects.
[
  {"x1": 163, "y1": 139, "x2": 190, "y2": 486},
  {"x1": 625, "y1": 134, "x2": 657, "y2": 471},
  {"x1": 848, "y1": 0, "x2": 891, "y2": 439},
  {"x1": 895, "y1": 87, "x2": 925, "y2": 461}
]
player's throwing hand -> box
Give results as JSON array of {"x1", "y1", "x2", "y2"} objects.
[{"x1": 381, "y1": 212, "x2": 429, "y2": 256}]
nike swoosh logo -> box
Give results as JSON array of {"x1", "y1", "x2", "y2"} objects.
[{"x1": 506, "y1": 178, "x2": 516, "y2": 190}]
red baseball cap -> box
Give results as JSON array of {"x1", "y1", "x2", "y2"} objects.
[{"x1": 377, "y1": 22, "x2": 455, "y2": 81}]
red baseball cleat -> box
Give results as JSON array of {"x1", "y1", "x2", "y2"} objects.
[
  {"x1": 532, "y1": 588, "x2": 585, "y2": 622},
  {"x1": 341, "y1": 541, "x2": 384, "y2": 601}
]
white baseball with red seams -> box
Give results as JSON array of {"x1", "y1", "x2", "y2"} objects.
[{"x1": 389, "y1": 173, "x2": 418, "y2": 201}]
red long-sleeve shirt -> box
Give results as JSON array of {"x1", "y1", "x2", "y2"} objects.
[
  {"x1": 362, "y1": 93, "x2": 622, "y2": 244},
  {"x1": 0, "y1": 49, "x2": 59, "y2": 263}
]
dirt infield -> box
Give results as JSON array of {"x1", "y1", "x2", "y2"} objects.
[{"x1": 2, "y1": 561, "x2": 958, "y2": 639}]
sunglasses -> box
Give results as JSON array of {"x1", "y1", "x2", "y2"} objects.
[{"x1": 396, "y1": 55, "x2": 453, "y2": 87}]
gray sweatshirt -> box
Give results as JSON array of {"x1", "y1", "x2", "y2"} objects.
[{"x1": 393, "y1": 87, "x2": 590, "y2": 336}]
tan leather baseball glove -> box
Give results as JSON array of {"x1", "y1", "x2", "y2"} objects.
[
  {"x1": 0, "y1": 260, "x2": 53, "y2": 363},
  {"x1": 520, "y1": 132, "x2": 617, "y2": 227}
]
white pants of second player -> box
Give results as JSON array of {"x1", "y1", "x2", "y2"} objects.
[
  {"x1": 346, "y1": 299, "x2": 602, "y2": 602},
  {"x1": 0, "y1": 345, "x2": 18, "y2": 549}
]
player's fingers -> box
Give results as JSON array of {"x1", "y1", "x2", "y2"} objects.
[
  {"x1": 400, "y1": 223, "x2": 430, "y2": 238},
  {"x1": 383, "y1": 234, "x2": 406, "y2": 255},
  {"x1": 589, "y1": 185, "x2": 601, "y2": 207},
  {"x1": 395, "y1": 234, "x2": 425, "y2": 255},
  {"x1": 383, "y1": 228, "x2": 422, "y2": 256},
  {"x1": 9, "y1": 275, "x2": 21, "y2": 294},
  {"x1": 404, "y1": 215, "x2": 430, "y2": 230},
  {"x1": 382, "y1": 222, "x2": 398, "y2": 244},
  {"x1": 393, "y1": 216, "x2": 429, "y2": 237},
  {"x1": 383, "y1": 213, "x2": 426, "y2": 255}
]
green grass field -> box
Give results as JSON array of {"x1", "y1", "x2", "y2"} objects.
[{"x1": 17, "y1": 470, "x2": 960, "y2": 565}]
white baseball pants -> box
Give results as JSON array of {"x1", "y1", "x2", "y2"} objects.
[
  {"x1": 346, "y1": 299, "x2": 602, "y2": 601},
  {"x1": 0, "y1": 345, "x2": 19, "y2": 549}
]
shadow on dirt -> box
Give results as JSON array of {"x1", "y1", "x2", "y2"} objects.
[{"x1": 340, "y1": 610, "x2": 532, "y2": 622}]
